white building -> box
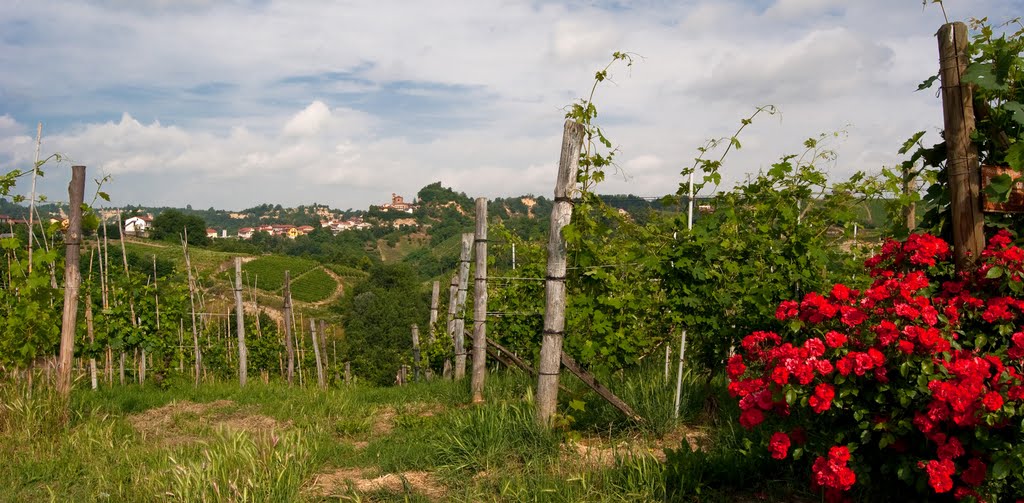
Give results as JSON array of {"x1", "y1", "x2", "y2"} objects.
[{"x1": 124, "y1": 215, "x2": 152, "y2": 235}]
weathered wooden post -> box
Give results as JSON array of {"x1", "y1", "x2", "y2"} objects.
[
  {"x1": 344, "y1": 361, "x2": 351, "y2": 385},
  {"x1": 320, "y1": 320, "x2": 328, "y2": 383},
  {"x1": 470, "y1": 198, "x2": 488, "y2": 403},
  {"x1": 182, "y1": 229, "x2": 201, "y2": 386},
  {"x1": 283, "y1": 271, "x2": 295, "y2": 385},
  {"x1": 310, "y1": 319, "x2": 325, "y2": 389},
  {"x1": 454, "y1": 233, "x2": 473, "y2": 380},
  {"x1": 429, "y1": 281, "x2": 440, "y2": 341},
  {"x1": 536, "y1": 120, "x2": 585, "y2": 426},
  {"x1": 411, "y1": 324, "x2": 422, "y2": 382},
  {"x1": 444, "y1": 273, "x2": 458, "y2": 378},
  {"x1": 234, "y1": 257, "x2": 248, "y2": 386},
  {"x1": 938, "y1": 22, "x2": 985, "y2": 271},
  {"x1": 57, "y1": 165, "x2": 86, "y2": 401}
]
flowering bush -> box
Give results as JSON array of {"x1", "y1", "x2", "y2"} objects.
[{"x1": 729, "y1": 231, "x2": 1024, "y2": 501}]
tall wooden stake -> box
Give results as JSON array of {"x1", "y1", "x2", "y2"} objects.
[
  {"x1": 283, "y1": 271, "x2": 295, "y2": 385},
  {"x1": 454, "y1": 233, "x2": 473, "y2": 380},
  {"x1": 27, "y1": 122, "x2": 41, "y2": 274},
  {"x1": 182, "y1": 229, "x2": 201, "y2": 386},
  {"x1": 57, "y1": 165, "x2": 86, "y2": 401},
  {"x1": 536, "y1": 120, "x2": 585, "y2": 426},
  {"x1": 319, "y1": 320, "x2": 328, "y2": 383},
  {"x1": 444, "y1": 273, "x2": 458, "y2": 378},
  {"x1": 411, "y1": 324, "x2": 422, "y2": 382},
  {"x1": 470, "y1": 198, "x2": 488, "y2": 403},
  {"x1": 234, "y1": 257, "x2": 248, "y2": 386},
  {"x1": 938, "y1": 22, "x2": 985, "y2": 271},
  {"x1": 429, "y1": 280, "x2": 440, "y2": 342},
  {"x1": 310, "y1": 319, "x2": 324, "y2": 389}
]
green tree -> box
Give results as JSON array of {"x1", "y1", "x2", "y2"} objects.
[
  {"x1": 340, "y1": 263, "x2": 428, "y2": 385},
  {"x1": 150, "y1": 209, "x2": 210, "y2": 246}
]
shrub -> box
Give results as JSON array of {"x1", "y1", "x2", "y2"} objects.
[{"x1": 729, "y1": 231, "x2": 1024, "y2": 501}]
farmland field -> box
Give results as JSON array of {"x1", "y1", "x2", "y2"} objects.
[
  {"x1": 289, "y1": 267, "x2": 338, "y2": 303},
  {"x1": 242, "y1": 256, "x2": 319, "y2": 292}
]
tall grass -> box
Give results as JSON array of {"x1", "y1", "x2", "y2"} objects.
[
  {"x1": 152, "y1": 430, "x2": 314, "y2": 502},
  {"x1": 434, "y1": 400, "x2": 560, "y2": 473}
]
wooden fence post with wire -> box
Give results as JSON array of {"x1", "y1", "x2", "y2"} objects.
[{"x1": 937, "y1": 21, "x2": 984, "y2": 272}]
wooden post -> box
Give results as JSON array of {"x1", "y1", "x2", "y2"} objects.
[
  {"x1": 320, "y1": 320, "x2": 328, "y2": 384},
  {"x1": 86, "y1": 292, "x2": 97, "y2": 390},
  {"x1": 536, "y1": 120, "x2": 585, "y2": 426},
  {"x1": 411, "y1": 324, "x2": 422, "y2": 382},
  {"x1": 182, "y1": 229, "x2": 201, "y2": 386},
  {"x1": 561, "y1": 352, "x2": 643, "y2": 423},
  {"x1": 470, "y1": 198, "x2": 488, "y2": 403},
  {"x1": 429, "y1": 281, "x2": 440, "y2": 342},
  {"x1": 344, "y1": 361, "x2": 351, "y2": 385},
  {"x1": 234, "y1": 257, "x2": 248, "y2": 387},
  {"x1": 454, "y1": 233, "x2": 473, "y2": 380},
  {"x1": 938, "y1": 22, "x2": 985, "y2": 271},
  {"x1": 283, "y1": 271, "x2": 295, "y2": 385},
  {"x1": 444, "y1": 273, "x2": 458, "y2": 378},
  {"x1": 57, "y1": 165, "x2": 86, "y2": 401},
  {"x1": 310, "y1": 319, "x2": 325, "y2": 389}
]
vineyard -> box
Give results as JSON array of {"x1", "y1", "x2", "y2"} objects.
[{"x1": 2, "y1": 13, "x2": 1024, "y2": 503}]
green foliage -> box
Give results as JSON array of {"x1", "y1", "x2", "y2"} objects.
[
  {"x1": 341, "y1": 263, "x2": 429, "y2": 386},
  {"x1": 661, "y1": 132, "x2": 872, "y2": 371},
  {"x1": 150, "y1": 209, "x2": 211, "y2": 246}
]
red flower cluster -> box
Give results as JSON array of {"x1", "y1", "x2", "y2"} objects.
[
  {"x1": 812, "y1": 446, "x2": 856, "y2": 491},
  {"x1": 730, "y1": 232, "x2": 1024, "y2": 499},
  {"x1": 768, "y1": 432, "x2": 791, "y2": 459}
]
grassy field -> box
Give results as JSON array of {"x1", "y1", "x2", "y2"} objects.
[
  {"x1": 121, "y1": 239, "x2": 242, "y2": 276},
  {"x1": 0, "y1": 366, "x2": 811, "y2": 502}
]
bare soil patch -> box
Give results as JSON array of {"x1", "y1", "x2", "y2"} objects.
[
  {"x1": 370, "y1": 406, "x2": 396, "y2": 436},
  {"x1": 127, "y1": 399, "x2": 290, "y2": 445}
]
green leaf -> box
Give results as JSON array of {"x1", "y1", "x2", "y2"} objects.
[
  {"x1": 568, "y1": 399, "x2": 586, "y2": 412},
  {"x1": 962, "y1": 63, "x2": 1009, "y2": 91},
  {"x1": 1007, "y1": 143, "x2": 1024, "y2": 172},
  {"x1": 98, "y1": 191, "x2": 110, "y2": 202},
  {"x1": 986, "y1": 266, "x2": 1005, "y2": 279},
  {"x1": 1004, "y1": 101, "x2": 1024, "y2": 126},
  {"x1": 985, "y1": 173, "x2": 1013, "y2": 203},
  {"x1": 916, "y1": 75, "x2": 939, "y2": 91},
  {"x1": 991, "y1": 458, "x2": 1011, "y2": 480}
]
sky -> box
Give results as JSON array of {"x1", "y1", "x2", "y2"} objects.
[{"x1": 1, "y1": 0, "x2": 1021, "y2": 211}]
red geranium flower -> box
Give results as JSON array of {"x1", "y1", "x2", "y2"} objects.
[{"x1": 768, "y1": 432, "x2": 791, "y2": 459}]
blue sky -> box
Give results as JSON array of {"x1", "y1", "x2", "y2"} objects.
[{"x1": 1, "y1": 0, "x2": 1022, "y2": 210}]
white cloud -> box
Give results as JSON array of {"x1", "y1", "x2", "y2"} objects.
[{"x1": 2, "y1": 0, "x2": 1020, "y2": 209}]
